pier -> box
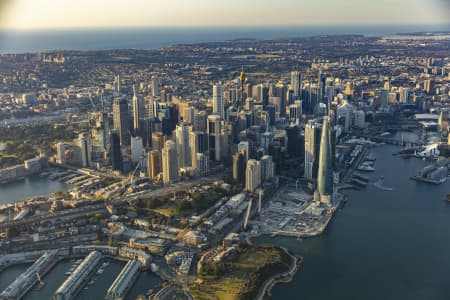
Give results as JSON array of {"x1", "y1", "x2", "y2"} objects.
[
  {"x1": 0, "y1": 250, "x2": 60, "y2": 300},
  {"x1": 53, "y1": 251, "x2": 102, "y2": 300},
  {"x1": 105, "y1": 259, "x2": 140, "y2": 300}
]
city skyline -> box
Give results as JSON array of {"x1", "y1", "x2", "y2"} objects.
[{"x1": 0, "y1": 0, "x2": 449, "y2": 30}]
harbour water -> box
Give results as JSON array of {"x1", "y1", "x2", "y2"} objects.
[
  {"x1": 0, "y1": 176, "x2": 69, "y2": 205},
  {"x1": 258, "y1": 144, "x2": 450, "y2": 300}
]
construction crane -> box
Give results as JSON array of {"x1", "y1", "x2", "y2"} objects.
[
  {"x1": 243, "y1": 195, "x2": 253, "y2": 231},
  {"x1": 129, "y1": 153, "x2": 146, "y2": 187}
]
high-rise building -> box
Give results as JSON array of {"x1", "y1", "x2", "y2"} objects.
[
  {"x1": 77, "y1": 133, "x2": 91, "y2": 167},
  {"x1": 132, "y1": 85, "x2": 144, "y2": 133},
  {"x1": 195, "y1": 153, "x2": 209, "y2": 176},
  {"x1": 151, "y1": 132, "x2": 165, "y2": 151},
  {"x1": 113, "y1": 98, "x2": 131, "y2": 145},
  {"x1": 289, "y1": 100, "x2": 302, "y2": 123},
  {"x1": 147, "y1": 149, "x2": 162, "y2": 180},
  {"x1": 424, "y1": 79, "x2": 435, "y2": 95},
  {"x1": 237, "y1": 141, "x2": 249, "y2": 162},
  {"x1": 110, "y1": 130, "x2": 123, "y2": 172},
  {"x1": 260, "y1": 155, "x2": 274, "y2": 181},
  {"x1": 193, "y1": 111, "x2": 207, "y2": 132},
  {"x1": 131, "y1": 136, "x2": 145, "y2": 163},
  {"x1": 291, "y1": 71, "x2": 302, "y2": 99},
  {"x1": 189, "y1": 131, "x2": 208, "y2": 170},
  {"x1": 174, "y1": 123, "x2": 192, "y2": 168},
  {"x1": 245, "y1": 159, "x2": 261, "y2": 192},
  {"x1": 233, "y1": 150, "x2": 247, "y2": 182},
  {"x1": 162, "y1": 140, "x2": 178, "y2": 183},
  {"x1": 56, "y1": 142, "x2": 66, "y2": 164},
  {"x1": 317, "y1": 116, "x2": 333, "y2": 204},
  {"x1": 207, "y1": 115, "x2": 222, "y2": 161},
  {"x1": 151, "y1": 76, "x2": 160, "y2": 97},
  {"x1": 212, "y1": 84, "x2": 225, "y2": 119},
  {"x1": 304, "y1": 120, "x2": 321, "y2": 180}
]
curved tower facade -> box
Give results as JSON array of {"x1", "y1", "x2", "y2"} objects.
[{"x1": 317, "y1": 116, "x2": 333, "y2": 203}]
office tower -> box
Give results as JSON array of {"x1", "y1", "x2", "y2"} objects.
[
  {"x1": 265, "y1": 105, "x2": 276, "y2": 126},
  {"x1": 195, "y1": 153, "x2": 209, "y2": 176},
  {"x1": 289, "y1": 100, "x2": 302, "y2": 124},
  {"x1": 213, "y1": 84, "x2": 225, "y2": 119},
  {"x1": 399, "y1": 87, "x2": 410, "y2": 103},
  {"x1": 174, "y1": 123, "x2": 192, "y2": 168},
  {"x1": 317, "y1": 117, "x2": 333, "y2": 204},
  {"x1": 337, "y1": 100, "x2": 353, "y2": 132},
  {"x1": 380, "y1": 89, "x2": 389, "y2": 107},
  {"x1": 162, "y1": 140, "x2": 178, "y2": 183},
  {"x1": 152, "y1": 132, "x2": 165, "y2": 151},
  {"x1": 189, "y1": 131, "x2": 208, "y2": 170},
  {"x1": 193, "y1": 110, "x2": 207, "y2": 132},
  {"x1": 286, "y1": 125, "x2": 302, "y2": 159},
  {"x1": 424, "y1": 79, "x2": 435, "y2": 95},
  {"x1": 304, "y1": 120, "x2": 321, "y2": 180},
  {"x1": 151, "y1": 76, "x2": 160, "y2": 97},
  {"x1": 261, "y1": 85, "x2": 269, "y2": 107},
  {"x1": 56, "y1": 142, "x2": 66, "y2": 164},
  {"x1": 110, "y1": 130, "x2": 123, "y2": 172},
  {"x1": 233, "y1": 150, "x2": 247, "y2": 182},
  {"x1": 132, "y1": 85, "x2": 144, "y2": 133},
  {"x1": 131, "y1": 136, "x2": 145, "y2": 163},
  {"x1": 237, "y1": 141, "x2": 249, "y2": 162},
  {"x1": 145, "y1": 96, "x2": 157, "y2": 118},
  {"x1": 182, "y1": 106, "x2": 195, "y2": 124},
  {"x1": 207, "y1": 115, "x2": 222, "y2": 161},
  {"x1": 261, "y1": 132, "x2": 274, "y2": 152},
  {"x1": 139, "y1": 118, "x2": 153, "y2": 148},
  {"x1": 291, "y1": 71, "x2": 302, "y2": 99},
  {"x1": 354, "y1": 110, "x2": 366, "y2": 128},
  {"x1": 77, "y1": 133, "x2": 91, "y2": 167},
  {"x1": 113, "y1": 98, "x2": 131, "y2": 146},
  {"x1": 114, "y1": 75, "x2": 121, "y2": 93},
  {"x1": 438, "y1": 111, "x2": 445, "y2": 131},
  {"x1": 245, "y1": 159, "x2": 261, "y2": 192},
  {"x1": 318, "y1": 71, "x2": 327, "y2": 103},
  {"x1": 260, "y1": 155, "x2": 275, "y2": 181},
  {"x1": 148, "y1": 149, "x2": 162, "y2": 180}
]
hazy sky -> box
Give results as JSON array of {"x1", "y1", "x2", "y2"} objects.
[{"x1": 0, "y1": 0, "x2": 449, "y2": 29}]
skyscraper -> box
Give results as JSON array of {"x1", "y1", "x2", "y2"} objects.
[
  {"x1": 113, "y1": 98, "x2": 131, "y2": 146},
  {"x1": 56, "y1": 142, "x2": 66, "y2": 164},
  {"x1": 212, "y1": 84, "x2": 224, "y2": 119},
  {"x1": 162, "y1": 140, "x2": 178, "y2": 183},
  {"x1": 147, "y1": 149, "x2": 162, "y2": 180},
  {"x1": 291, "y1": 71, "x2": 302, "y2": 99},
  {"x1": 317, "y1": 116, "x2": 333, "y2": 204},
  {"x1": 76, "y1": 133, "x2": 91, "y2": 167},
  {"x1": 110, "y1": 130, "x2": 123, "y2": 172},
  {"x1": 304, "y1": 120, "x2": 321, "y2": 180},
  {"x1": 233, "y1": 150, "x2": 247, "y2": 182},
  {"x1": 151, "y1": 76, "x2": 160, "y2": 97},
  {"x1": 174, "y1": 123, "x2": 192, "y2": 168},
  {"x1": 189, "y1": 131, "x2": 208, "y2": 170},
  {"x1": 132, "y1": 84, "x2": 144, "y2": 133},
  {"x1": 246, "y1": 159, "x2": 261, "y2": 192},
  {"x1": 207, "y1": 115, "x2": 222, "y2": 161}
]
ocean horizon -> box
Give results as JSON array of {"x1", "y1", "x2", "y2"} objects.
[{"x1": 0, "y1": 24, "x2": 449, "y2": 54}]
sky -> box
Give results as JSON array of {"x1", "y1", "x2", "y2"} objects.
[{"x1": 0, "y1": 0, "x2": 449, "y2": 30}]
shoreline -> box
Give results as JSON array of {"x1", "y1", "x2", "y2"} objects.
[{"x1": 255, "y1": 247, "x2": 302, "y2": 300}]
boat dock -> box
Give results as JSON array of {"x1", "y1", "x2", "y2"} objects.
[
  {"x1": 105, "y1": 259, "x2": 141, "y2": 300},
  {"x1": 0, "y1": 249, "x2": 60, "y2": 300},
  {"x1": 54, "y1": 251, "x2": 102, "y2": 300}
]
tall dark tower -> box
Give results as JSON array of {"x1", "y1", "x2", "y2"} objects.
[
  {"x1": 113, "y1": 98, "x2": 130, "y2": 146},
  {"x1": 110, "y1": 130, "x2": 123, "y2": 172}
]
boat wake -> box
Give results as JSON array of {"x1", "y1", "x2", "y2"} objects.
[{"x1": 372, "y1": 178, "x2": 393, "y2": 191}]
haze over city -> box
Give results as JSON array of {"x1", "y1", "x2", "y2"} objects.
[{"x1": 0, "y1": 0, "x2": 449, "y2": 29}]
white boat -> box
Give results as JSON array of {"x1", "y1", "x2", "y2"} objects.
[
  {"x1": 97, "y1": 268, "x2": 104, "y2": 274},
  {"x1": 357, "y1": 164, "x2": 375, "y2": 172}
]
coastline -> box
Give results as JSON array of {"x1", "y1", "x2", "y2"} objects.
[{"x1": 255, "y1": 247, "x2": 302, "y2": 300}]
